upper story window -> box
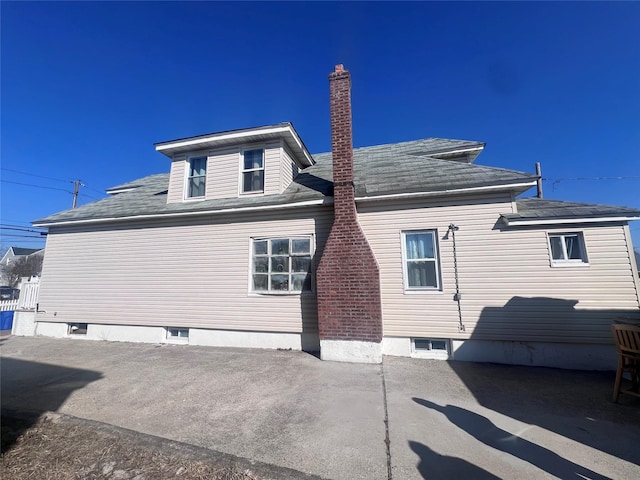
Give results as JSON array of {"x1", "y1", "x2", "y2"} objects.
[
  {"x1": 251, "y1": 237, "x2": 312, "y2": 294},
  {"x1": 187, "y1": 156, "x2": 207, "y2": 198},
  {"x1": 242, "y1": 148, "x2": 264, "y2": 193},
  {"x1": 402, "y1": 230, "x2": 441, "y2": 291},
  {"x1": 548, "y1": 232, "x2": 588, "y2": 265}
]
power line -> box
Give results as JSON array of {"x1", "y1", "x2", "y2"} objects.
[
  {"x1": 0, "y1": 167, "x2": 71, "y2": 184},
  {"x1": 1, "y1": 179, "x2": 73, "y2": 194},
  {"x1": 78, "y1": 193, "x2": 100, "y2": 201},
  {"x1": 0, "y1": 234, "x2": 47, "y2": 239},
  {"x1": 545, "y1": 175, "x2": 640, "y2": 187},
  {"x1": 543, "y1": 175, "x2": 640, "y2": 192},
  {"x1": 0, "y1": 223, "x2": 46, "y2": 230},
  {"x1": 83, "y1": 185, "x2": 107, "y2": 195},
  {"x1": 0, "y1": 219, "x2": 36, "y2": 226},
  {"x1": 2, "y1": 168, "x2": 107, "y2": 205},
  {"x1": 0, "y1": 226, "x2": 46, "y2": 235}
]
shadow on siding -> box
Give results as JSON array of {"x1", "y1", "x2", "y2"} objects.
[
  {"x1": 464, "y1": 296, "x2": 640, "y2": 343},
  {"x1": 449, "y1": 296, "x2": 640, "y2": 465}
]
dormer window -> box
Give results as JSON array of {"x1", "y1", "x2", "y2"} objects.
[
  {"x1": 187, "y1": 156, "x2": 207, "y2": 198},
  {"x1": 242, "y1": 148, "x2": 264, "y2": 193}
]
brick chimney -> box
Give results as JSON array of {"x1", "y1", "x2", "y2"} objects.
[{"x1": 316, "y1": 65, "x2": 383, "y2": 363}]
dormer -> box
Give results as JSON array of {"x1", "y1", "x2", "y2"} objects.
[{"x1": 155, "y1": 123, "x2": 314, "y2": 204}]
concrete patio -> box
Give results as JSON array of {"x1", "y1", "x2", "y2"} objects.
[{"x1": 1, "y1": 336, "x2": 639, "y2": 479}]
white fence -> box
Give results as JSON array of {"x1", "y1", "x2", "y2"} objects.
[
  {"x1": 0, "y1": 300, "x2": 18, "y2": 312},
  {"x1": 0, "y1": 277, "x2": 40, "y2": 311},
  {"x1": 18, "y1": 277, "x2": 40, "y2": 310}
]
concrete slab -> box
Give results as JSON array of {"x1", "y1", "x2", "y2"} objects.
[
  {"x1": 1, "y1": 337, "x2": 387, "y2": 480},
  {"x1": 383, "y1": 356, "x2": 640, "y2": 480},
  {"x1": 2, "y1": 337, "x2": 639, "y2": 480}
]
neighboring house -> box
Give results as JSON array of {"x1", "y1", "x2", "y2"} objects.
[
  {"x1": 31, "y1": 66, "x2": 640, "y2": 369},
  {"x1": 0, "y1": 247, "x2": 44, "y2": 285}
]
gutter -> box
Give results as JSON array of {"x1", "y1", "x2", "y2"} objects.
[
  {"x1": 502, "y1": 216, "x2": 640, "y2": 226},
  {"x1": 34, "y1": 181, "x2": 538, "y2": 228},
  {"x1": 33, "y1": 199, "x2": 331, "y2": 228}
]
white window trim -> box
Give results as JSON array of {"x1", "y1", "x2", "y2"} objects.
[
  {"x1": 184, "y1": 155, "x2": 208, "y2": 201},
  {"x1": 401, "y1": 230, "x2": 442, "y2": 292},
  {"x1": 68, "y1": 323, "x2": 88, "y2": 335},
  {"x1": 239, "y1": 147, "x2": 265, "y2": 196},
  {"x1": 547, "y1": 232, "x2": 589, "y2": 267},
  {"x1": 249, "y1": 235, "x2": 314, "y2": 295},
  {"x1": 411, "y1": 337, "x2": 450, "y2": 359},
  {"x1": 165, "y1": 327, "x2": 189, "y2": 344}
]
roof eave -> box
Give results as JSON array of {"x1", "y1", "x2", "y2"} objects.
[
  {"x1": 33, "y1": 199, "x2": 332, "y2": 228},
  {"x1": 154, "y1": 124, "x2": 315, "y2": 168},
  {"x1": 501, "y1": 215, "x2": 640, "y2": 226}
]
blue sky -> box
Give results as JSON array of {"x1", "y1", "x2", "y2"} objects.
[{"x1": 2, "y1": 1, "x2": 639, "y2": 250}]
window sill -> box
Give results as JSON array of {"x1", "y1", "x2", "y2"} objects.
[
  {"x1": 240, "y1": 190, "x2": 264, "y2": 196},
  {"x1": 411, "y1": 350, "x2": 450, "y2": 360},
  {"x1": 183, "y1": 196, "x2": 206, "y2": 202},
  {"x1": 550, "y1": 261, "x2": 590, "y2": 268},
  {"x1": 403, "y1": 289, "x2": 444, "y2": 295},
  {"x1": 249, "y1": 291, "x2": 313, "y2": 297}
]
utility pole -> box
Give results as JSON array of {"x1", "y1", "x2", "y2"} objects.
[
  {"x1": 535, "y1": 162, "x2": 543, "y2": 199},
  {"x1": 72, "y1": 180, "x2": 82, "y2": 208}
]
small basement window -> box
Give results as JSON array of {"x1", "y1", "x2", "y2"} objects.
[
  {"x1": 166, "y1": 327, "x2": 189, "y2": 343},
  {"x1": 413, "y1": 338, "x2": 449, "y2": 353},
  {"x1": 68, "y1": 323, "x2": 88, "y2": 335}
]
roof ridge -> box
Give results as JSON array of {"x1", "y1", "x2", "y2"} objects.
[{"x1": 312, "y1": 137, "x2": 484, "y2": 157}]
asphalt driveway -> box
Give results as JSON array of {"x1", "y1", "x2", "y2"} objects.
[{"x1": 1, "y1": 337, "x2": 639, "y2": 479}]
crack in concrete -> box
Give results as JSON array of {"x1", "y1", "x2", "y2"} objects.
[{"x1": 381, "y1": 361, "x2": 392, "y2": 480}]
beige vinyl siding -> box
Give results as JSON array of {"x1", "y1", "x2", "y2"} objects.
[
  {"x1": 166, "y1": 155, "x2": 186, "y2": 203},
  {"x1": 166, "y1": 143, "x2": 285, "y2": 202},
  {"x1": 358, "y1": 194, "x2": 640, "y2": 344},
  {"x1": 207, "y1": 147, "x2": 240, "y2": 200},
  {"x1": 38, "y1": 207, "x2": 333, "y2": 334},
  {"x1": 263, "y1": 140, "x2": 283, "y2": 195},
  {"x1": 280, "y1": 144, "x2": 296, "y2": 192}
]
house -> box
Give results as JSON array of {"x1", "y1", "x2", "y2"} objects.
[
  {"x1": 30, "y1": 65, "x2": 640, "y2": 369},
  {"x1": 0, "y1": 247, "x2": 44, "y2": 286}
]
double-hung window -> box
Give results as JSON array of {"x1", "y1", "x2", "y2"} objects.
[
  {"x1": 242, "y1": 148, "x2": 265, "y2": 193},
  {"x1": 548, "y1": 232, "x2": 588, "y2": 265},
  {"x1": 402, "y1": 230, "x2": 441, "y2": 290},
  {"x1": 252, "y1": 237, "x2": 312, "y2": 293},
  {"x1": 187, "y1": 156, "x2": 207, "y2": 198}
]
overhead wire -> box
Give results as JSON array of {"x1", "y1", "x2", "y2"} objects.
[
  {"x1": 0, "y1": 234, "x2": 47, "y2": 239},
  {"x1": 543, "y1": 175, "x2": 640, "y2": 192},
  {"x1": 1, "y1": 179, "x2": 73, "y2": 193},
  {"x1": 0, "y1": 223, "x2": 47, "y2": 230},
  {"x1": 0, "y1": 226, "x2": 47, "y2": 234},
  {"x1": 1, "y1": 167, "x2": 107, "y2": 197},
  {"x1": 0, "y1": 167, "x2": 72, "y2": 184}
]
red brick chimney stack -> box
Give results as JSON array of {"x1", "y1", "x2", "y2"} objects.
[
  {"x1": 316, "y1": 65, "x2": 383, "y2": 363},
  {"x1": 329, "y1": 64, "x2": 355, "y2": 207}
]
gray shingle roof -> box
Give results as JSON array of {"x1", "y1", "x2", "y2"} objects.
[
  {"x1": 34, "y1": 137, "x2": 538, "y2": 225},
  {"x1": 503, "y1": 198, "x2": 640, "y2": 223},
  {"x1": 10, "y1": 247, "x2": 42, "y2": 256}
]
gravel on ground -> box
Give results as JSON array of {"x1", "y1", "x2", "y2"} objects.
[{"x1": 1, "y1": 413, "x2": 264, "y2": 480}]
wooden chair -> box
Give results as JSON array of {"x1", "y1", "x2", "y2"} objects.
[{"x1": 611, "y1": 324, "x2": 640, "y2": 402}]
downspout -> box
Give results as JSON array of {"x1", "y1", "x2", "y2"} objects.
[{"x1": 448, "y1": 224, "x2": 465, "y2": 332}]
